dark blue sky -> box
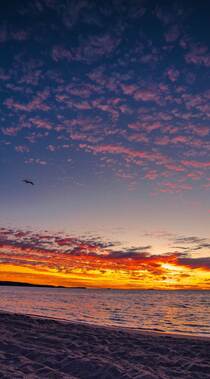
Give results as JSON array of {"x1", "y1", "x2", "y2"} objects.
[{"x1": 0, "y1": 0, "x2": 210, "y2": 257}]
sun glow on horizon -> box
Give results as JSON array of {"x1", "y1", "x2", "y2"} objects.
[
  {"x1": 0, "y1": 1, "x2": 210, "y2": 293},
  {"x1": 1, "y1": 248, "x2": 210, "y2": 290},
  {"x1": 0, "y1": 227, "x2": 210, "y2": 290}
]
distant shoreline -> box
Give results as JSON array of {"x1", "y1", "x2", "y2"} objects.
[
  {"x1": 0, "y1": 281, "x2": 86, "y2": 289},
  {"x1": 0, "y1": 281, "x2": 209, "y2": 290}
]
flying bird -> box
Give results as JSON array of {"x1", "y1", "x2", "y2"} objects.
[{"x1": 22, "y1": 179, "x2": 35, "y2": 186}]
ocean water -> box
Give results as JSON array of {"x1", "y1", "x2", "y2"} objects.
[{"x1": 0, "y1": 287, "x2": 209, "y2": 337}]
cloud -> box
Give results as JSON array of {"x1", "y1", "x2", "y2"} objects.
[
  {"x1": 179, "y1": 257, "x2": 210, "y2": 270},
  {"x1": 15, "y1": 145, "x2": 30, "y2": 153},
  {"x1": 2, "y1": 127, "x2": 19, "y2": 136},
  {"x1": 167, "y1": 67, "x2": 180, "y2": 82},
  {"x1": 182, "y1": 160, "x2": 210, "y2": 169},
  {"x1": 0, "y1": 0, "x2": 210, "y2": 196},
  {"x1": 80, "y1": 143, "x2": 165, "y2": 164},
  {"x1": 24, "y1": 158, "x2": 47, "y2": 165},
  {"x1": 185, "y1": 45, "x2": 210, "y2": 67},
  {"x1": 165, "y1": 25, "x2": 181, "y2": 42},
  {"x1": 0, "y1": 26, "x2": 29, "y2": 43},
  {"x1": 52, "y1": 33, "x2": 121, "y2": 63},
  {"x1": 155, "y1": 7, "x2": 174, "y2": 25},
  {"x1": 0, "y1": 227, "x2": 210, "y2": 277},
  {"x1": 171, "y1": 235, "x2": 210, "y2": 254},
  {"x1": 30, "y1": 118, "x2": 53, "y2": 130},
  {"x1": 4, "y1": 90, "x2": 50, "y2": 112},
  {"x1": 173, "y1": 236, "x2": 206, "y2": 244},
  {"x1": 134, "y1": 89, "x2": 160, "y2": 103}
]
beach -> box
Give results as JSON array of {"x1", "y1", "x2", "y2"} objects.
[{"x1": 0, "y1": 312, "x2": 209, "y2": 378}]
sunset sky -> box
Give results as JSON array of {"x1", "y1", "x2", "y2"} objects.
[{"x1": 0, "y1": 0, "x2": 210, "y2": 289}]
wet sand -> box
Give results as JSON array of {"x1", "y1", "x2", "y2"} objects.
[{"x1": 0, "y1": 311, "x2": 209, "y2": 378}]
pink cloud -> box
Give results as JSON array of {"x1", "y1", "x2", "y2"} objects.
[
  {"x1": 167, "y1": 67, "x2": 180, "y2": 82},
  {"x1": 171, "y1": 135, "x2": 189, "y2": 144},
  {"x1": 128, "y1": 121, "x2": 162, "y2": 133},
  {"x1": 79, "y1": 144, "x2": 168, "y2": 168},
  {"x1": 155, "y1": 7, "x2": 172, "y2": 25},
  {"x1": 145, "y1": 170, "x2": 158, "y2": 180},
  {"x1": 47, "y1": 145, "x2": 57, "y2": 152},
  {"x1": 182, "y1": 160, "x2": 210, "y2": 168},
  {"x1": 0, "y1": 68, "x2": 10, "y2": 81},
  {"x1": 52, "y1": 33, "x2": 121, "y2": 63},
  {"x1": 77, "y1": 33, "x2": 121, "y2": 62},
  {"x1": 15, "y1": 145, "x2": 30, "y2": 153},
  {"x1": 4, "y1": 90, "x2": 50, "y2": 112},
  {"x1": 121, "y1": 84, "x2": 138, "y2": 95},
  {"x1": 0, "y1": 27, "x2": 29, "y2": 43},
  {"x1": 52, "y1": 46, "x2": 73, "y2": 61},
  {"x1": 31, "y1": 118, "x2": 53, "y2": 130},
  {"x1": 160, "y1": 180, "x2": 192, "y2": 193},
  {"x1": 11, "y1": 30, "x2": 29, "y2": 41},
  {"x1": 127, "y1": 133, "x2": 149, "y2": 144},
  {"x1": 19, "y1": 69, "x2": 42, "y2": 86},
  {"x1": 165, "y1": 25, "x2": 180, "y2": 42},
  {"x1": 80, "y1": 144, "x2": 147, "y2": 159},
  {"x1": 189, "y1": 125, "x2": 209, "y2": 137},
  {"x1": 0, "y1": 27, "x2": 7, "y2": 43},
  {"x1": 134, "y1": 89, "x2": 160, "y2": 103},
  {"x1": 2, "y1": 127, "x2": 19, "y2": 136},
  {"x1": 185, "y1": 45, "x2": 210, "y2": 67},
  {"x1": 155, "y1": 136, "x2": 170, "y2": 145},
  {"x1": 24, "y1": 158, "x2": 47, "y2": 165},
  {"x1": 187, "y1": 172, "x2": 202, "y2": 181},
  {"x1": 71, "y1": 101, "x2": 91, "y2": 110}
]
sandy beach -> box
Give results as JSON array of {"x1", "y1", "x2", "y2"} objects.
[{"x1": 0, "y1": 312, "x2": 209, "y2": 378}]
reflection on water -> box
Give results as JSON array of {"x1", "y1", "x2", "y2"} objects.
[{"x1": 0, "y1": 287, "x2": 209, "y2": 336}]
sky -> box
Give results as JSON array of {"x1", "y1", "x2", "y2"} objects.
[{"x1": 0, "y1": 0, "x2": 210, "y2": 289}]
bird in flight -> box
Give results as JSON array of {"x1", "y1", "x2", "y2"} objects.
[{"x1": 22, "y1": 179, "x2": 35, "y2": 186}]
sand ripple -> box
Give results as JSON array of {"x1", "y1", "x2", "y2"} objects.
[{"x1": 0, "y1": 312, "x2": 210, "y2": 378}]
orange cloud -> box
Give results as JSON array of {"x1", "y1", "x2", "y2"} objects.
[{"x1": 0, "y1": 228, "x2": 210, "y2": 289}]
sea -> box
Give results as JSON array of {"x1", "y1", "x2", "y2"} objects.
[{"x1": 0, "y1": 287, "x2": 209, "y2": 337}]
